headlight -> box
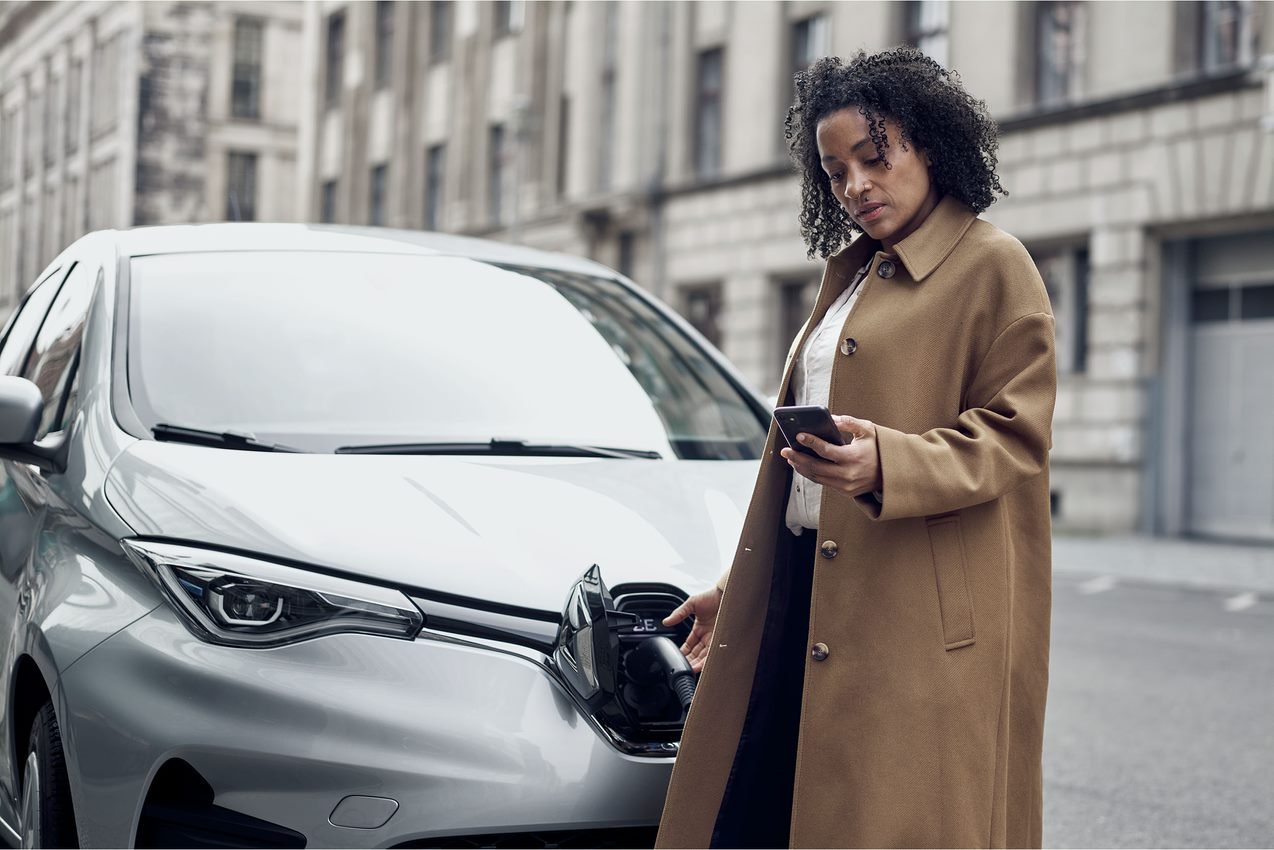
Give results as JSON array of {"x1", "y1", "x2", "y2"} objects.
[{"x1": 122, "y1": 540, "x2": 424, "y2": 648}]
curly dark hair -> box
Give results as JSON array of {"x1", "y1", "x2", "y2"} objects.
[{"x1": 785, "y1": 47, "x2": 1007, "y2": 259}]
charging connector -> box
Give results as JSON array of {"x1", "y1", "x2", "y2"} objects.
[{"x1": 625, "y1": 636, "x2": 697, "y2": 711}]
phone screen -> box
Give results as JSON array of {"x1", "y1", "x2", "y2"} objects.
[{"x1": 773, "y1": 405, "x2": 847, "y2": 457}]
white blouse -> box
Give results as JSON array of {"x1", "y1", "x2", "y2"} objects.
[{"x1": 784, "y1": 262, "x2": 871, "y2": 536}]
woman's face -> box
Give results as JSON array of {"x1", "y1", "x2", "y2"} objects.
[{"x1": 815, "y1": 107, "x2": 941, "y2": 251}]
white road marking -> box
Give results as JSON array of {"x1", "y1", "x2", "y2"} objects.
[
  {"x1": 1224, "y1": 592, "x2": 1258, "y2": 612},
  {"x1": 1079, "y1": 576, "x2": 1118, "y2": 595}
]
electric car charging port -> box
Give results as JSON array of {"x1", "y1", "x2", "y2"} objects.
[{"x1": 553, "y1": 568, "x2": 699, "y2": 746}]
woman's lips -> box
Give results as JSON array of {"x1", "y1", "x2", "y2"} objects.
[{"x1": 855, "y1": 204, "x2": 885, "y2": 223}]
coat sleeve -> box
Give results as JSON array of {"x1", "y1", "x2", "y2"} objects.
[{"x1": 854, "y1": 310, "x2": 1057, "y2": 521}]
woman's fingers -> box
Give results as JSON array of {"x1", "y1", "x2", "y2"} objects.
[
  {"x1": 663, "y1": 599, "x2": 693, "y2": 627},
  {"x1": 832, "y1": 414, "x2": 868, "y2": 440}
]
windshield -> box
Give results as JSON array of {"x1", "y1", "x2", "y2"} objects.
[{"x1": 125, "y1": 252, "x2": 766, "y2": 459}]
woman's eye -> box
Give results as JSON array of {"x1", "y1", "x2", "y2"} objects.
[
  {"x1": 828, "y1": 172, "x2": 844, "y2": 183},
  {"x1": 865, "y1": 157, "x2": 885, "y2": 167}
]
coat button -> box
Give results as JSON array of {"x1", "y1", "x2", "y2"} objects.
[
  {"x1": 840, "y1": 337, "x2": 857, "y2": 356},
  {"x1": 877, "y1": 259, "x2": 896, "y2": 279},
  {"x1": 811, "y1": 642, "x2": 830, "y2": 661},
  {"x1": 820, "y1": 540, "x2": 838, "y2": 559}
]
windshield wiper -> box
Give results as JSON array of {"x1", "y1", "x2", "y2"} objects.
[
  {"x1": 152, "y1": 424, "x2": 304, "y2": 453},
  {"x1": 334, "y1": 439, "x2": 662, "y2": 459}
]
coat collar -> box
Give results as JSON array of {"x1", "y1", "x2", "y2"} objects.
[
  {"x1": 891, "y1": 195, "x2": 978, "y2": 282},
  {"x1": 830, "y1": 194, "x2": 978, "y2": 284}
]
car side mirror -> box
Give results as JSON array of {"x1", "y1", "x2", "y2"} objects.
[
  {"x1": 0, "y1": 377, "x2": 43, "y2": 444},
  {"x1": 0, "y1": 377, "x2": 66, "y2": 473}
]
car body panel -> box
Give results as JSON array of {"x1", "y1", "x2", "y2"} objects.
[
  {"x1": 62, "y1": 606, "x2": 675, "y2": 849},
  {"x1": 104, "y1": 444, "x2": 756, "y2": 614}
]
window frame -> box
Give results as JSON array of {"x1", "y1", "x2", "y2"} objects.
[
  {"x1": 369, "y1": 163, "x2": 388, "y2": 226},
  {"x1": 1034, "y1": 0, "x2": 1086, "y2": 108},
  {"x1": 679, "y1": 281, "x2": 725, "y2": 350},
  {"x1": 325, "y1": 11, "x2": 346, "y2": 110},
  {"x1": 424, "y1": 144, "x2": 445, "y2": 231},
  {"x1": 429, "y1": 1, "x2": 452, "y2": 64},
  {"x1": 1199, "y1": 0, "x2": 1256, "y2": 73},
  {"x1": 1031, "y1": 244, "x2": 1089, "y2": 375},
  {"x1": 489, "y1": 123, "x2": 506, "y2": 225},
  {"x1": 225, "y1": 151, "x2": 258, "y2": 222},
  {"x1": 493, "y1": 0, "x2": 524, "y2": 39},
  {"x1": 320, "y1": 179, "x2": 338, "y2": 224},
  {"x1": 903, "y1": 0, "x2": 950, "y2": 68},
  {"x1": 374, "y1": 0, "x2": 394, "y2": 90},
  {"x1": 65, "y1": 58, "x2": 82, "y2": 154},
  {"x1": 231, "y1": 16, "x2": 265, "y2": 120},
  {"x1": 694, "y1": 47, "x2": 725, "y2": 179}
]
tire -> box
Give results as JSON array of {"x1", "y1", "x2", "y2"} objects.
[{"x1": 20, "y1": 703, "x2": 79, "y2": 849}]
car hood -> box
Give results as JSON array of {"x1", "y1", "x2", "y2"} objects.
[{"x1": 105, "y1": 442, "x2": 759, "y2": 614}]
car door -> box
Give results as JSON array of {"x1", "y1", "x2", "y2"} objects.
[{"x1": 0, "y1": 261, "x2": 87, "y2": 828}]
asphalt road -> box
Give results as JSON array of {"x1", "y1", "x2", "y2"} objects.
[{"x1": 1045, "y1": 572, "x2": 1274, "y2": 848}]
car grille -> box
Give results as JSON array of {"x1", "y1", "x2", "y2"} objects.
[{"x1": 395, "y1": 826, "x2": 658, "y2": 848}]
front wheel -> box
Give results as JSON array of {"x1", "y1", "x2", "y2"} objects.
[{"x1": 20, "y1": 703, "x2": 79, "y2": 849}]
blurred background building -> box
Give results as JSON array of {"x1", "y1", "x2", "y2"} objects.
[
  {"x1": 2, "y1": 0, "x2": 1273, "y2": 543},
  {"x1": 0, "y1": 0, "x2": 302, "y2": 300}
]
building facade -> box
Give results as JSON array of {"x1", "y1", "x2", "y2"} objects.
[
  {"x1": 0, "y1": 0, "x2": 303, "y2": 317},
  {"x1": 298, "y1": 0, "x2": 1274, "y2": 543}
]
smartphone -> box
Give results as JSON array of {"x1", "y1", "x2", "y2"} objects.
[{"x1": 773, "y1": 405, "x2": 848, "y2": 458}]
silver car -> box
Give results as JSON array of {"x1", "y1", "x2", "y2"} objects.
[{"x1": 0, "y1": 224, "x2": 768, "y2": 849}]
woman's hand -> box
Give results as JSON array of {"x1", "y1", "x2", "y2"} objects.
[
  {"x1": 781, "y1": 414, "x2": 882, "y2": 498},
  {"x1": 662, "y1": 586, "x2": 723, "y2": 673}
]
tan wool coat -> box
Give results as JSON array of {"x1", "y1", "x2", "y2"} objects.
[{"x1": 657, "y1": 196, "x2": 1057, "y2": 849}]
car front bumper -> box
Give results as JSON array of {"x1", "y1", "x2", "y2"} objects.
[{"x1": 59, "y1": 605, "x2": 673, "y2": 848}]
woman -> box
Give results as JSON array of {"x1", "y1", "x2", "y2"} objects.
[{"x1": 657, "y1": 49, "x2": 1056, "y2": 849}]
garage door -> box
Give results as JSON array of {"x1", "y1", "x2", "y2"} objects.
[{"x1": 1187, "y1": 234, "x2": 1274, "y2": 542}]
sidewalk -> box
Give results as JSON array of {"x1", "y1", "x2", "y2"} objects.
[{"x1": 1053, "y1": 533, "x2": 1274, "y2": 595}]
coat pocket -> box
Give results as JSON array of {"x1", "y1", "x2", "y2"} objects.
[{"x1": 925, "y1": 516, "x2": 976, "y2": 650}]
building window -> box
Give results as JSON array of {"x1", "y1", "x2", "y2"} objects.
[
  {"x1": 25, "y1": 92, "x2": 41, "y2": 178},
  {"x1": 680, "y1": 283, "x2": 724, "y2": 348},
  {"x1": 429, "y1": 1, "x2": 452, "y2": 64},
  {"x1": 1, "y1": 109, "x2": 16, "y2": 190},
  {"x1": 91, "y1": 33, "x2": 121, "y2": 136},
  {"x1": 375, "y1": 1, "x2": 394, "y2": 89},
  {"x1": 44, "y1": 78, "x2": 59, "y2": 167},
  {"x1": 66, "y1": 59, "x2": 81, "y2": 154},
  {"x1": 694, "y1": 48, "x2": 724, "y2": 178},
  {"x1": 489, "y1": 123, "x2": 506, "y2": 225},
  {"x1": 556, "y1": 95, "x2": 570, "y2": 198},
  {"x1": 791, "y1": 14, "x2": 829, "y2": 78},
  {"x1": 597, "y1": 3, "x2": 618, "y2": 192},
  {"x1": 1033, "y1": 247, "x2": 1089, "y2": 374},
  {"x1": 618, "y1": 231, "x2": 636, "y2": 279},
  {"x1": 424, "y1": 144, "x2": 445, "y2": 230},
  {"x1": 231, "y1": 18, "x2": 264, "y2": 120},
  {"x1": 493, "y1": 0, "x2": 524, "y2": 38},
  {"x1": 325, "y1": 11, "x2": 346, "y2": 109},
  {"x1": 369, "y1": 164, "x2": 388, "y2": 226},
  {"x1": 1036, "y1": 1, "x2": 1086, "y2": 107},
  {"x1": 226, "y1": 151, "x2": 258, "y2": 222},
  {"x1": 88, "y1": 158, "x2": 116, "y2": 231},
  {"x1": 777, "y1": 277, "x2": 817, "y2": 363},
  {"x1": 1201, "y1": 0, "x2": 1256, "y2": 72},
  {"x1": 320, "y1": 179, "x2": 338, "y2": 223},
  {"x1": 904, "y1": 1, "x2": 950, "y2": 69},
  {"x1": 64, "y1": 175, "x2": 79, "y2": 240}
]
